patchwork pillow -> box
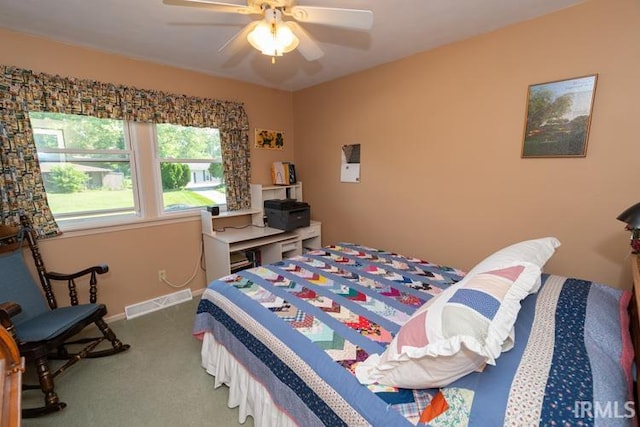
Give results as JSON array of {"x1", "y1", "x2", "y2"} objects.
[
  {"x1": 355, "y1": 262, "x2": 541, "y2": 389},
  {"x1": 465, "y1": 237, "x2": 561, "y2": 294}
]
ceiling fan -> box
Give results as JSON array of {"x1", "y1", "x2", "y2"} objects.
[{"x1": 162, "y1": 0, "x2": 374, "y2": 63}]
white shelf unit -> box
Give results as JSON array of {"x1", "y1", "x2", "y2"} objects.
[
  {"x1": 249, "y1": 182, "x2": 303, "y2": 226},
  {"x1": 298, "y1": 221, "x2": 322, "y2": 252},
  {"x1": 251, "y1": 182, "x2": 321, "y2": 252},
  {"x1": 201, "y1": 182, "x2": 321, "y2": 284}
]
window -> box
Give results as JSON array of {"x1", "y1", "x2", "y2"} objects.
[
  {"x1": 29, "y1": 112, "x2": 225, "y2": 229},
  {"x1": 156, "y1": 124, "x2": 225, "y2": 212},
  {"x1": 30, "y1": 112, "x2": 136, "y2": 222}
]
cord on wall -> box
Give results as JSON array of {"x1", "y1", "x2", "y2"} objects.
[
  {"x1": 159, "y1": 261, "x2": 199, "y2": 288},
  {"x1": 160, "y1": 238, "x2": 204, "y2": 289}
]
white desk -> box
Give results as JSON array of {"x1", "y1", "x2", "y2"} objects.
[{"x1": 201, "y1": 210, "x2": 321, "y2": 283}]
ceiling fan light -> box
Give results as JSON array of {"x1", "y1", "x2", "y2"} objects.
[
  {"x1": 275, "y1": 23, "x2": 298, "y2": 52},
  {"x1": 247, "y1": 22, "x2": 268, "y2": 46},
  {"x1": 247, "y1": 18, "x2": 299, "y2": 57}
]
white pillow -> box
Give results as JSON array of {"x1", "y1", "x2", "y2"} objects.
[
  {"x1": 354, "y1": 280, "x2": 487, "y2": 389},
  {"x1": 355, "y1": 263, "x2": 540, "y2": 388},
  {"x1": 465, "y1": 237, "x2": 560, "y2": 293},
  {"x1": 354, "y1": 238, "x2": 561, "y2": 389}
]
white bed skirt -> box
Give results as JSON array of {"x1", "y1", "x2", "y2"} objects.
[{"x1": 201, "y1": 332, "x2": 298, "y2": 427}]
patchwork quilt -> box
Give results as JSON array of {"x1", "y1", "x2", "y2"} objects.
[{"x1": 193, "y1": 243, "x2": 634, "y2": 426}]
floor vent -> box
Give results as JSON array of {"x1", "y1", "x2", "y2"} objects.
[{"x1": 125, "y1": 289, "x2": 193, "y2": 320}]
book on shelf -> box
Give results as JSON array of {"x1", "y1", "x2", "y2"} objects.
[
  {"x1": 230, "y1": 249, "x2": 261, "y2": 272},
  {"x1": 230, "y1": 251, "x2": 251, "y2": 271}
]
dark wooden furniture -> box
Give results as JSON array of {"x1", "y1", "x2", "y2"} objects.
[
  {"x1": 0, "y1": 215, "x2": 130, "y2": 418},
  {"x1": 0, "y1": 306, "x2": 23, "y2": 427}
]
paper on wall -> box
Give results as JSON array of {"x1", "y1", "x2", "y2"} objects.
[{"x1": 341, "y1": 144, "x2": 361, "y2": 183}]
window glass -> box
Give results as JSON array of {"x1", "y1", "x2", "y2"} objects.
[
  {"x1": 27, "y1": 113, "x2": 226, "y2": 228},
  {"x1": 155, "y1": 124, "x2": 225, "y2": 212},
  {"x1": 29, "y1": 112, "x2": 137, "y2": 222}
]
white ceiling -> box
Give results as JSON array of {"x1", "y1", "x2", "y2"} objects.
[{"x1": 0, "y1": 0, "x2": 584, "y2": 92}]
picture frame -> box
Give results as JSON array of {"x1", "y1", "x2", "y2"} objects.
[
  {"x1": 521, "y1": 74, "x2": 598, "y2": 158},
  {"x1": 255, "y1": 128, "x2": 284, "y2": 150},
  {"x1": 340, "y1": 144, "x2": 361, "y2": 183}
]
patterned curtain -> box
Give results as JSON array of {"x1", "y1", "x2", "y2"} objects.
[{"x1": 0, "y1": 65, "x2": 251, "y2": 236}]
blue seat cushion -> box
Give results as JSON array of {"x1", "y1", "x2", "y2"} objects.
[{"x1": 14, "y1": 304, "x2": 102, "y2": 342}]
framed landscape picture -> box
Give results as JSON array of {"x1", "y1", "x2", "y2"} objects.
[{"x1": 521, "y1": 74, "x2": 598, "y2": 158}]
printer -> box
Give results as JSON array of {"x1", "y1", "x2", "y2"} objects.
[{"x1": 264, "y1": 199, "x2": 310, "y2": 231}]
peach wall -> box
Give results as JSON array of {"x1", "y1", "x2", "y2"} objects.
[
  {"x1": 0, "y1": 0, "x2": 638, "y2": 319},
  {"x1": 0, "y1": 29, "x2": 295, "y2": 315},
  {"x1": 293, "y1": 0, "x2": 640, "y2": 289}
]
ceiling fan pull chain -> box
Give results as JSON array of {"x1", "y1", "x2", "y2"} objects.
[{"x1": 270, "y1": 12, "x2": 278, "y2": 62}]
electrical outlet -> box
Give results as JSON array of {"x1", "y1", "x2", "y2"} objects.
[{"x1": 158, "y1": 270, "x2": 166, "y2": 282}]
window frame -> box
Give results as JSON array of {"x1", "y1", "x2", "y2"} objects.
[
  {"x1": 153, "y1": 123, "x2": 225, "y2": 216},
  {"x1": 30, "y1": 115, "x2": 226, "y2": 233}
]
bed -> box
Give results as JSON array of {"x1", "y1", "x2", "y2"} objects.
[{"x1": 193, "y1": 241, "x2": 636, "y2": 426}]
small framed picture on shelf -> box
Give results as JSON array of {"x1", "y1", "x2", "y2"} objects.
[{"x1": 255, "y1": 128, "x2": 284, "y2": 150}]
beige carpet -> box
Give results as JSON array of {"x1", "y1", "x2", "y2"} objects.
[{"x1": 21, "y1": 298, "x2": 254, "y2": 427}]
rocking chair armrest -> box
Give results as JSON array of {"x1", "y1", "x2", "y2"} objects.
[
  {"x1": 45, "y1": 265, "x2": 108, "y2": 305},
  {"x1": 45, "y1": 264, "x2": 109, "y2": 281},
  {"x1": 0, "y1": 301, "x2": 21, "y2": 332},
  {"x1": 0, "y1": 302, "x2": 21, "y2": 318}
]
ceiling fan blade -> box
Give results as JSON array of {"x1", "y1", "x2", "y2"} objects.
[
  {"x1": 287, "y1": 21, "x2": 323, "y2": 61},
  {"x1": 218, "y1": 21, "x2": 259, "y2": 54},
  {"x1": 162, "y1": 0, "x2": 259, "y2": 15},
  {"x1": 287, "y1": 6, "x2": 373, "y2": 30}
]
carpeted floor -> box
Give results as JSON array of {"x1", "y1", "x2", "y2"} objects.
[{"x1": 20, "y1": 297, "x2": 254, "y2": 427}]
